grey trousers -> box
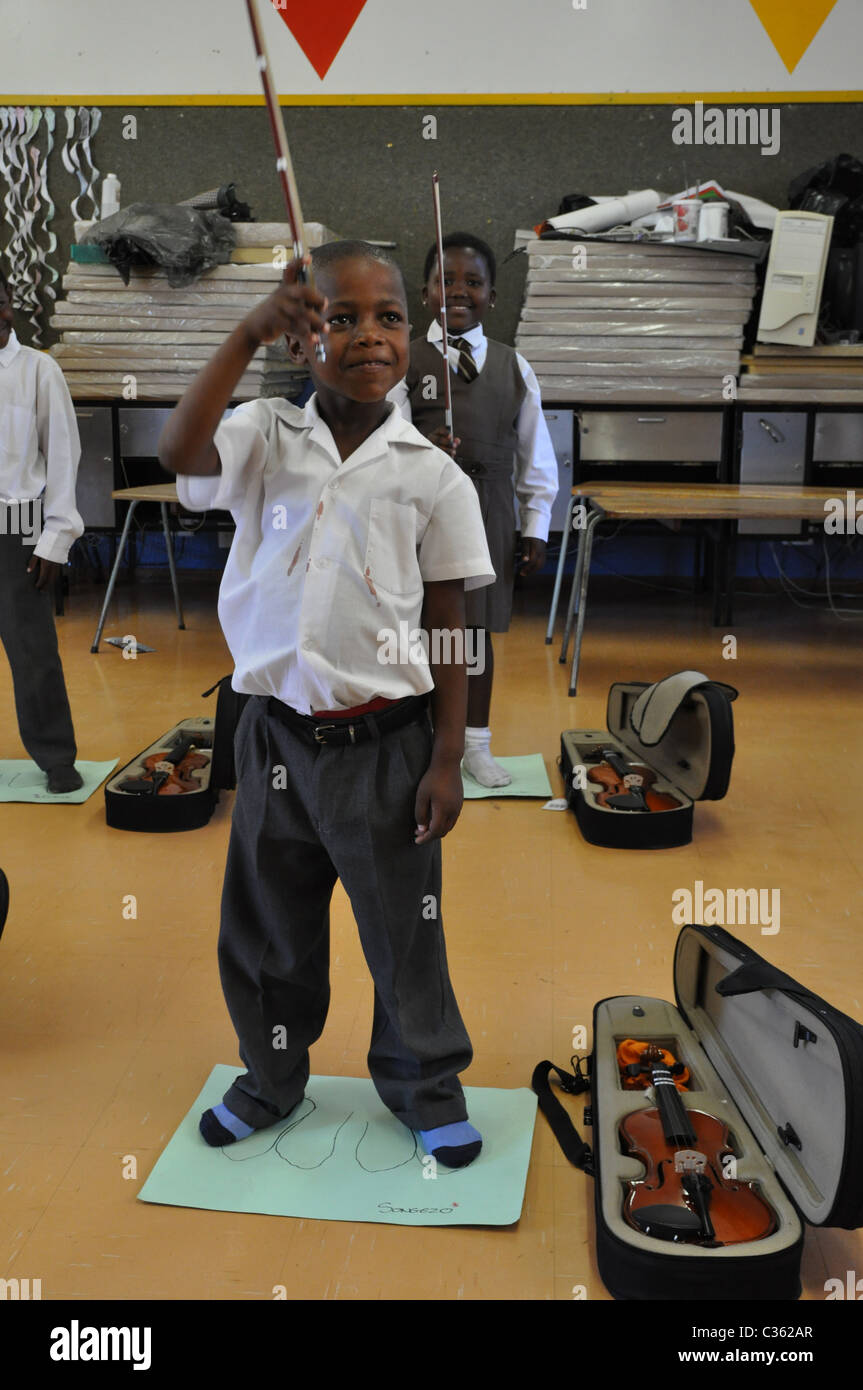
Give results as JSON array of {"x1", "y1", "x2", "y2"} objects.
[
  {"x1": 217, "y1": 696, "x2": 473, "y2": 1132},
  {"x1": 0, "y1": 532, "x2": 76, "y2": 769}
]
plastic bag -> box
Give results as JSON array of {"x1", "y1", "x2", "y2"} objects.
[
  {"x1": 789, "y1": 154, "x2": 863, "y2": 247},
  {"x1": 82, "y1": 204, "x2": 236, "y2": 286}
]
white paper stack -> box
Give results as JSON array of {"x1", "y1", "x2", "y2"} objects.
[
  {"x1": 516, "y1": 239, "x2": 759, "y2": 402},
  {"x1": 738, "y1": 344, "x2": 863, "y2": 402},
  {"x1": 49, "y1": 221, "x2": 344, "y2": 401}
]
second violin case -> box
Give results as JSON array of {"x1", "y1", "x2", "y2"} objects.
[
  {"x1": 533, "y1": 924, "x2": 863, "y2": 1301},
  {"x1": 104, "y1": 676, "x2": 249, "y2": 832},
  {"x1": 560, "y1": 670, "x2": 737, "y2": 849}
]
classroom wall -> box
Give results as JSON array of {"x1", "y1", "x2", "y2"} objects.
[{"x1": 13, "y1": 99, "x2": 863, "y2": 349}]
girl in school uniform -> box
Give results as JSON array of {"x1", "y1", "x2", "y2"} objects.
[{"x1": 393, "y1": 233, "x2": 558, "y2": 787}]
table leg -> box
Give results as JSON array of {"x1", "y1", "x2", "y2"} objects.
[
  {"x1": 559, "y1": 509, "x2": 587, "y2": 664},
  {"x1": 161, "y1": 502, "x2": 186, "y2": 631},
  {"x1": 723, "y1": 521, "x2": 738, "y2": 626},
  {"x1": 568, "y1": 509, "x2": 601, "y2": 697},
  {"x1": 546, "y1": 495, "x2": 574, "y2": 644},
  {"x1": 91, "y1": 500, "x2": 138, "y2": 653}
]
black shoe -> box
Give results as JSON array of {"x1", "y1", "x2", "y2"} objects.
[{"x1": 46, "y1": 765, "x2": 84, "y2": 794}]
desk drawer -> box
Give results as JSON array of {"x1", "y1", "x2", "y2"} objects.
[
  {"x1": 75, "y1": 408, "x2": 115, "y2": 527},
  {"x1": 118, "y1": 407, "x2": 174, "y2": 458},
  {"x1": 739, "y1": 411, "x2": 805, "y2": 535},
  {"x1": 813, "y1": 412, "x2": 863, "y2": 462},
  {"x1": 578, "y1": 410, "x2": 723, "y2": 462}
]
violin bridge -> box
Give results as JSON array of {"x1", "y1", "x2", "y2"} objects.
[{"x1": 673, "y1": 1148, "x2": 707, "y2": 1175}]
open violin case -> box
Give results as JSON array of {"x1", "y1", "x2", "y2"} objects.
[
  {"x1": 560, "y1": 670, "x2": 737, "y2": 849},
  {"x1": 533, "y1": 924, "x2": 863, "y2": 1301},
  {"x1": 105, "y1": 675, "x2": 249, "y2": 832}
]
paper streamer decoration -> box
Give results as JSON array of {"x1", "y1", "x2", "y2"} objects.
[
  {"x1": 0, "y1": 106, "x2": 46, "y2": 342},
  {"x1": 0, "y1": 104, "x2": 99, "y2": 344},
  {"x1": 61, "y1": 106, "x2": 101, "y2": 223}
]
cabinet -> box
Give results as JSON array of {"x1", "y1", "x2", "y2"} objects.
[{"x1": 738, "y1": 412, "x2": 806, "y2": 535}]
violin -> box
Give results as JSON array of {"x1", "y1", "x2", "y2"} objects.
[
  {"x1": 587, "y1": 748, "x2": 681, "y2": 813},
  {"x1": 118, "y1": 737, "x2": 209, "y2": 797},
  {"x1": 617, "y1": 1041, "x2": 776, "y2": 1247}
]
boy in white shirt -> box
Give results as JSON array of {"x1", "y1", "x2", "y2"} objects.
[
  {"x1": 0, "y1": 266, "x2": 83, "y2": 793},
  {"x1": 160, "y1": 242, "x2": 494, "y2": 1168}
]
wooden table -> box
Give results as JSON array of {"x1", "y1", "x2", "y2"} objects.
[
  {"x1": 549, "y1": 481, "x2": 841, "y2": 695},
  {"x1": 90, "y1": 484, "x2": 185, "y2": 653}
]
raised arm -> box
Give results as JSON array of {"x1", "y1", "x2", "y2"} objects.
[{"x1": 158, "y1": 259, "x2": 327, "y2": 477}]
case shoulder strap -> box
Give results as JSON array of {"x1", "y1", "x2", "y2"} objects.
[
  {"x1": 531, "y1": 1060, "x2": 594, "y2": 1175},
  {"x1": 629, "y1": 669, "x2": 738, "y2": 747}
]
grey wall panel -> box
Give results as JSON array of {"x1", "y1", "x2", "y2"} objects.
[{"x1": 17, "y1": 101, "x2": 863, "y2": 358}]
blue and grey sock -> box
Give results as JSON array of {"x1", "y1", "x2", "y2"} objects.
[
  {"x1": 199, "y1": 1103, "x2": 256, "y2": 1147},
  {"x1": 419, "y1": 1120, "x2": 482, "y2": 1168}
]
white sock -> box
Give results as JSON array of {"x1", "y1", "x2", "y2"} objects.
[{"x1": 462, "y1": 726, "x2": 512, "y2": 787}]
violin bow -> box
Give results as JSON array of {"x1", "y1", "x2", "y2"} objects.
[
  {"x1": 244, "y1": 0, "x2": 326, "y2": 361},
  {"x1": 431, "y1": 171, "x2": 454, "y2": 435}
]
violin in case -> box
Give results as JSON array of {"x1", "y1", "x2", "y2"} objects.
[
  {"x1": 532, "y1": 925, "x2": 863, "y2": 1300},
  {"x1": 104, "y1": 675, "x2": 249, "y2": 832},
  {"x1": 560, "y1": 670, "x2": 737, "y2": 849}
]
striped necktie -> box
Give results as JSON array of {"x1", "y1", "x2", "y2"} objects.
[{"x1": 447, "y1": 335, "x2": 479, "y2": 382}]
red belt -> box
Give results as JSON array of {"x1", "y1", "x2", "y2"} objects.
[{"x1": 311, "y1": 696, "x2": 399, "y2": 719}]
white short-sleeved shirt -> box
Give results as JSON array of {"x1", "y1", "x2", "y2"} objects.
[
  {"x1": 0, "y1": 330, "x2": 83, "y2": 562},
  {"x1": 389, "y1": 321, "x2": 559, "y2": 542},
  {"x1": 176, "y1": 395, "x2": 495, "y2": 713}
]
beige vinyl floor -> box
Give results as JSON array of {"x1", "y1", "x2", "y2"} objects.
[{"x1": 1, "y1": 569, "x2": 861, "y2": 1302}]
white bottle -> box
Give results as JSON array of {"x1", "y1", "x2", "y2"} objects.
[{"x1": 101, "y1": 173, "x2": 121, "y2": 220}]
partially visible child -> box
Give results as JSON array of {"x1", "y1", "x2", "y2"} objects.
[
  {"x1": 160, "y1": 243, "x2": 494, "y2": 1168},
  {"x1": 392, "y1": 233, "x2": 559, "y2": 787},
  {"x1": 0, "y1": 265, "x2": 83, "y2": 793}
]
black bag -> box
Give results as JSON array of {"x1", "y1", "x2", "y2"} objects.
[
  {"x1": 533, "y1": 925, "x2": 863, "y2": 1301},
  {"x1": 560, "y1": 671, "x2": 737, "y2": 849}
]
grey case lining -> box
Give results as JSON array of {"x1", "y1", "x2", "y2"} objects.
[
  {"x1": 675, "y1": 929, "x2": 842, "y2": 1226},
  {"x1": 629, "y1": 670, "x2": 737, "y2": 746},
  {"x1": 607, "y1": 679, "x2": 730, "y2": 803}
]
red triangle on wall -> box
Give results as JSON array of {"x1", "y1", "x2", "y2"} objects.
[{"x1": 271, "y1": 0, "x2": 369, "y2": 80}]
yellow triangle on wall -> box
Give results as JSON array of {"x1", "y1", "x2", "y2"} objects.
[{"x1": 748, "y1": 0, "x2": 839, "y2": 73}]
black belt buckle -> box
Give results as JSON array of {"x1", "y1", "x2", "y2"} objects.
[{"x1": 313, "y1": 723, "x2": 337, "y2": 744}]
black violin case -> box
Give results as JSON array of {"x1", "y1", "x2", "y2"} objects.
[
  {"x1": 533, "y1": 924, "x2": 863, "y2": 1301},
  {"x1": 105, "y1": 676, "x2": 249, "y2": 832},
  {"x1": 560, "y1": 671, "x2": 737, "y2": 849}
]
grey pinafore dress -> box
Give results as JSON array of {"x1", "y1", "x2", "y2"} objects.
[{"x1": 407, "y1": 337, "x2": 526, "y2": 632}]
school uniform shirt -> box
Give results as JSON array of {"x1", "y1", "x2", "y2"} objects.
[
  {"x1": 390, "y1": 320, "x2": 559, "y2": 542},
  {"x1": 0, "y1": 330, "x2": 83, "y2": 563},
  {"x1": 176, "y1": 395, "x2": 495, "y2": 713}
]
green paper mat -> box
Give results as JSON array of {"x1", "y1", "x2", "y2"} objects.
[
  {"x1": 138, "y1": 1067, "x2": 537, "y2": 1227},
  {"x1": 0, "y1": 759, "x2": 118, "y2": 803},
  {"x1": 462, "y1": 753, "x2": 553, "y2": 798}
]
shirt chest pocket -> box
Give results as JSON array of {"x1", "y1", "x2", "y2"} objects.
[
  {"x1": 0, "y1": 404, "x2": 35, "y2": 464},
  {"x1": 364, "y1": 498, "x2": 422, "y2": 597}
]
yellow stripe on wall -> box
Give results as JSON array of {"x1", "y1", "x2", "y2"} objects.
[{"x1": 6, "y1": 91, "x2": 863, "y2": 107}]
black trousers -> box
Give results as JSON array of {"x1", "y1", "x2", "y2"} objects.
[
  {"x1": 217, "y1": 696, "x2": 474, "y2": 1132},
  {"x1": 0, "y1": 532, "x2": 76, "y2": 769}
]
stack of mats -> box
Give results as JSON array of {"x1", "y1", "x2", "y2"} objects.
[
  {"x1": 739, "y1": 345, "x2": 863, "y2": 402},
  {"x1": 515, "y1": 237, "x2": 759, "y2": 403},
  {"x1": 48, "y1": 222, "x2": 341, "y2": 401}
]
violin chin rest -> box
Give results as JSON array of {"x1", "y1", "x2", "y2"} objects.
[{"x1": 630, "y1": 1205, "x2": 703, "y2": 1239}]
